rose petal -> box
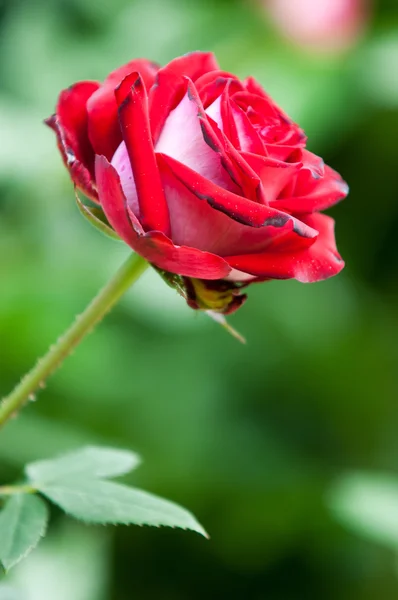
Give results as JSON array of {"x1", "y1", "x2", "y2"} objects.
[
  {"x1": 158, "y1": 51, "x2": 219, "y2": 81},
  {"x1": 87, "y1": 59, "x2": 159, "y2": 159},
  {"x1": 158, "y1": 154, "x2": 317, "y2": 256},
  {"x1": 225, "y1": 213, "x2": 344, "y2": 282},
  {"x1": 200, "y1": 79, "x2": 245, "y2": 152},
  {"x1": 46, "y1": 81, "x2": 100, "y2": 200},
  {"x1": 233, "y1": 90, "x2": 281, "y2": 121},
  {"x1": 229, "y1": 99, "x2": 266, "y2": 154},
  {"x1": 158, "y1": 153, "x2": 316, "y2": 238},
  {"x1": 244, "y1": 76, "x2": 306, "y2": 140},
  {"x1": 111, "y1": 141, "x2": 140, "y2": 218},
  {"x1": 195, "y1": 70, "x2": 243, "y2": 107},
  {"x1": 217, "y1": 82, "x2": 242, "y2": 148},
  {"x1": 155, "y1": 80, "x2": 238, "y2": 192},
  {"x1": 116, "y1": 73, "x2": 170, "y2": 234},
  {"x1": 183, "y1": 107, "x2": 266, "y2": 204},
  {"x1": 218, "y1": 136, "x2": 267, "y2": 203},
  {"x1": 235, "y1": 82, "x2": 307, "y2": 153},
  {"x1": 299, "y1": 149, "x2": 325, "y2": 177},
  {"x1": 149, "y1": 52, "x2": 220, "y2": 143},
  {"x1": 241, "y1": 151, "x2": 302, "y2": 202},
  {"x1": 96, "y1": 155, "x2": 231, "y2": 279},
  {"x1": 266, "y1": 144, "x2": 304, "y2": 161},
  {"x1": 205, "y1": 95, "x2": 223, "y2": 128},
  {"x1": 273, "y1": 164, "x2": 349, "y2": 213},
  {"x1": 243, "y1": 76, "x2": 270, "y2": 98}
]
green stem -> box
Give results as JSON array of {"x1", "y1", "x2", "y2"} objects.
[
  {"x1": 0, "y1": 484, "x2": 36, "y2": 496},
  {"x1": 0, "y1": 253, "x2": 149, "y2": 430}
]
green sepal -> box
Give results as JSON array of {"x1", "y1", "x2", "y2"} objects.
[
  {"x1": 75, "y1": 191, "x2": 121, "y2": 241},
  {"x1": 153, "y1": 267, "x2": 246, "y2": 343},
  {"x1": 153, "y1": 268, "x2": 188, "y2": 299}
]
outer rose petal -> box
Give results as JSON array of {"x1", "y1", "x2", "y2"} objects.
[
  {"x1": 103, "y1": 58, "x2": 159, "y2": 89},
  {"x1": 155, "y1": 80, "x2": 239, "y2": 192},
  {"x1": 240, "y1": 151, "x2": 302, "y2": 203},
  {"x1": 87, "y1": 59, "x2": 159, "y2": 159},
  {"x1": 45, "y1": 81, "x2": 100, "y2": 200},
  {"x1": 149, "y1": 51, "x2": 220, "y2": 143},
  {"x1": 244, "y1": 76, "x2": 272, "y2": 99},
  {"x1": 298, "y1": 149, "x2": 325, "y2": 177},
  {"x1": 95, "y1": 155, "x2": 231, "y2": 280},
  {"x1": 157, "y1": 153, "x2": 317, "y2": 256},
  {"x1": 273, "y1": 165, "x2": 349, "y2": 213},
  {"x1": 195, "y1": 70, "x2": 243, "y2": 107},
  {"x1": 158, "y1": 152, "x2": 317, "y2": 239},
  {"x1": 116, "y1": 73, "x2": 170, "y2": 234},
  {"x1": 157, "y1": 51, "x2": 219, "y2": 81},
  {"x1": 225, "y1": 213, "x2": 344, "y2": 282}
]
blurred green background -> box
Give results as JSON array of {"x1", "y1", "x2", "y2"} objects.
[{"x1": 1, "y1": 0, "x2": 398, "y2": 598}]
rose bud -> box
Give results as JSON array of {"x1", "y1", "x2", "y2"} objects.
[
  {"x1": 264, "y1": 0, "x2": 370, "y2": 54},
  {"x1": 46, "y1": 52, "x2": 348, "y2": 315}
]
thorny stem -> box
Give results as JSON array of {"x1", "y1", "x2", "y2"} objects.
[{"x1": 0, "y1": 253, "x2": 149, "y2": 430}]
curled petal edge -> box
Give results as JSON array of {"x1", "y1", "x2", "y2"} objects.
[
  {"x1": 224, "y1": 213, "x2": 344, "y2": 283},
  {"x1": 46, "y1": 115, "x2": 99, "y2": 201}
]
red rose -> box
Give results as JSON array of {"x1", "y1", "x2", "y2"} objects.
[{"x1": 47, "y1": 52, "x2": 347, "y2": 314}]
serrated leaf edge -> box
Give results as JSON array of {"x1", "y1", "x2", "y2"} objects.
[
  {"x1": 0, "y1": 495, "x2": 49, "y2": 571},
  {"x1": 39, "y1": 480, "x2": 208, "y2": 538}
]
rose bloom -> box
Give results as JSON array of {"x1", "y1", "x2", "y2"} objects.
[
  {"x1": 47, "y1": 52, "x2": 348, "y2": 314},
  {"x1": 265, "y1": 0, "x2": 369, "y2": 53}
]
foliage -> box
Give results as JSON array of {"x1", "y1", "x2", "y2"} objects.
[
  {"x1": 0, "y1": 447, "x2": 206, "y2": 572},
  {"x1": 329, "y1": 472, "x2": 398, "y2": 550}
]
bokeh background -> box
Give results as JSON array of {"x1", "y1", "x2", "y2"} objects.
[{"x1": 1, "y1": 0, "x2": 398, "y2": 598}]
